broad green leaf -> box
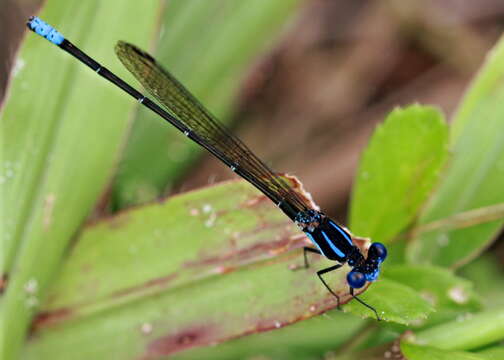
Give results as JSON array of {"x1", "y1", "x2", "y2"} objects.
[
  {"x1": 407, "y1": 52, "x2": 504, "y2": 267},
  {"x1": 343, "y1": 279, "x2": 435, "y2": 325},
  {"x1": 476, "y1": 346, "x2": 504, "y2": 360},
  {"x1": 112, "y1": 0, "x2": 301, "y2": 208},
  {"x1": 349, "y1": 105, "x2": 448, "y2": 244},
  {"x1": 1, "y1": 2, "x2": 159, "y2": 359},
  {"x1": 380, "y1": 239, "x2": 408, "y2": 266},
  {"x1": 383, "y1": 265, "x2": 481, "y2": 324},
  {"x1": 401, "y1": 343, "x2": 488, "y2": 360},
  {"x1": 171, "y1": 311, "x2": 364, "y2": 360},
  {"x1": 459, "y1": 255, "x2": 504, "y2": 308},
  {"x1": 410, "y1": 306, "x2": 504, "y2": 351},
  {"x1": 24, "y1": 179, "x2": 371, "y2": 359}
]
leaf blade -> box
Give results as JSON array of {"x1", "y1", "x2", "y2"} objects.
[
  {"x1": 407, "y1": 36, "x2": 504, "y2": 267},
  {"x1": 349, "y1": 105, "x2": 449, "y2": 243},
  {"x1": 25, "y1": 179, "x2": 372, "y2": 359},
  {"x1": 1, "y1": 2, "x2": 160, "y2": 358}
]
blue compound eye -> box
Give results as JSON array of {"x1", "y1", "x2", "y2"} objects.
[
  {"x1": 347, "y1": 271, "x2": 366, "y2": 289},
  {"x1": 369, "y1": 242, "x2": 387, "y2": 262}
]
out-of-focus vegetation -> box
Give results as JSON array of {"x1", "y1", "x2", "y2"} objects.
[{"x1": 1, "y1": 1, "x2": 503, "y2": 359}]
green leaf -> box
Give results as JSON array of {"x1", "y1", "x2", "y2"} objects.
[
  {"x1": 1, "y1": 2, "x2": 159, "y2": 359},
  {"x1": 343, "y1": 279, "x2": 435, "y2": 325},
  {"x1": 401, "y1": 343, "x2": 488, "y2": 360},
  {"x1": 476, "y1": 346, "x2": 504, "y2": 360},
  {"x1": 349, "y1": 105, "x2": 448, "y2": 243},
  {"x1": 407, "y1": 37, "x2": 504, "y2": 267},
  {"x1": 383, "y1": 265, "x2": 482, "y2": 324},
  {"x1": 410, "y1": 306, "x2": 504, "y2": 351},
  {"x1": 112, "y1": 0, "x2": 301, "y2": 208},
  {"x1": 459, "y1": 255, "x2": 504, "y2": 308},
  {"x1": 451, "y1": 34, "x2": 504, "y2": 145},
  {"x1": 171, "y1": 311, "x2": 365, "y2": 360},
  {"x1": 23, "y1": 179, "x2": 370, "y2": 359}
]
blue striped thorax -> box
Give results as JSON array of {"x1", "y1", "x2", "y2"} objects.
[
  {"x1": 296, "y1": 210, "x2": 387, "y2": 289},
  {"x1": 297, "y1": 211, "x2": 359, "y2": 262}
]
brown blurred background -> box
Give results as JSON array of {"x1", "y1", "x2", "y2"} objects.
[
  {"x1": 178, "y1": 0, "x2": 504, "y2": 221},
  {"x1": 2, "y1": 0, "x2": 504, "y2": 223}
]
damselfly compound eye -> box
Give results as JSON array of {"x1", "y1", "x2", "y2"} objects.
[
  {"x1": 347, "y1": 271, "x2": 366, "y2": 289},
  {"x1": 369, "y1": 242, "x2": 387, "y2": 262}
]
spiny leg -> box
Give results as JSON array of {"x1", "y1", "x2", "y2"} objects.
[
  {"x1": 349, "y1": 287, "x2": 381, "y2": 321},
  {"x1": 317, "y1": 264, "x2": 343, "y2": 308},
  {"x1": 302, "y1": 247, "x2": 322, "y2": 268}
]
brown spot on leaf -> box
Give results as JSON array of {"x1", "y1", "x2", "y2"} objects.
[
  {"x1": 31, "y1": 307, "x2": 73, "y2": 332},
  {"x1": 0, "y1": 273, "x2": 8, "y2": 294},
  {"x1": 145, "y1": 324, "x2": 218, "y2": 357},
  {"x1": 110, "y1": 273, "x2": 178, "y2": 298},
  {"x1": 183, "y1": 233, "x2": 306, "y2": 269},
  {"x1": 215, "y1": 265, "x2": 236, "y2": 274}
]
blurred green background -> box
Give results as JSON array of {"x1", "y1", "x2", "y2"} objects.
[{"x1": 1, "y1": 0, "x2": 504, "y2": 359}]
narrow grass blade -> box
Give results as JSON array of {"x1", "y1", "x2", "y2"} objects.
[{"x1": 1, "y1": 2, "x2": 159, "y2": 358}]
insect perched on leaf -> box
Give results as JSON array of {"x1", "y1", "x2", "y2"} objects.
[{"x1": 27, "y1": 16, "x2": 387, "y2": 320}]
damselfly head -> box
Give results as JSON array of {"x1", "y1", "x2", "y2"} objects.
[{"x1": 347, "y1": 242, "x2": 387, "y2": 288}]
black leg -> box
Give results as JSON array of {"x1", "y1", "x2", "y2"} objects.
[
  {"x1": 350, "y1": 287, "x2": 381, "y2": 321},
  {"x1": 302, "y1": 247, "x2": 322, "y2": 268},
  {"x1": 317, "y1": 264, "x2": 343, "y2": 308}
]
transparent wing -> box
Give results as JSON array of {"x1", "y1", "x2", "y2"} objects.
[{"x1": 115, "y1": 41, "x2": 311, "y2": 214}]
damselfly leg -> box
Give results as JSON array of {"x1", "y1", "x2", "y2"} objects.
[{"x1": 349, "y1": 287, "x2": 381, "y2": 321}]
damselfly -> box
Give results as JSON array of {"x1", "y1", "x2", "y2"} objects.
[{"x1": 27, "y1": 16, "x2": 387, "y2": 320}]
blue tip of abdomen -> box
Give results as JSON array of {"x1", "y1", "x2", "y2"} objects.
[{"x1": 27, "y1": 16, "x2": 64, "y2": 45}]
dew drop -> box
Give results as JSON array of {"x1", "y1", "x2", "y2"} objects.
[
  {"x1": 13, "y1": 58, "x2": 25, "y2": 77},
  {"x1": 24, "y1": 278, "x2": 38, "y2": 294},
  {"x1": 140, "y1": 322, "x2": 153, "y2": 335},
  {"x1": 448, "y1": 286, "x2": 468, "y2": 304}
]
